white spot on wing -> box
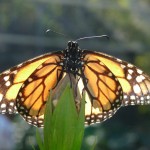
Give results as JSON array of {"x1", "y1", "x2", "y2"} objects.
[
  {"x1": 3, "y1": 70, "x2": 10, "y2": 74},
  {"x1": 137, "y1": 69, "x2": 143, "y2": 74},
  {"x1": 133, "y1": 84, "x2": 141, "y2": 94},
  {"x1": 1, "y1": 110, "x2": 6, "y2": 113},
  {"x1": 13, "y1": 70, "x2": 17, "y2": 74},
  {"x1": 9, "y1": 102, "x2": 14, "y2": 106},
  {"x1": 136, "y1": 76, "x2": 142, "y2": 83},
  {"x1": 17, "y1": 63, "x2": 23, "y2": 67},
  {"x1": 108, "y1": 72, "x2": 113, "y2": 77},
  {"x1": 123, "y1": 95, "x2": 128, "y2": 99},
  {"x1": 130, "y1": 95, "x2": 136, "y2": 100},
  {"x1": 28, "y1": 78, "x2": 33, "y2": 82},
  {"x1": 147, "y1": 95, "x2": 150, "y2": 99},
  {"x1": 127, "y1": 74, "x2": 132, "y2": 80},
  {"x1": 140, "y1": 75, "x2": 145, "y2": 80},
  {"x1": 4, "y1": 76, "x2": 10, "y2": 81},
  {"x1": 127, "y1": 64, "x2": 133, "y2": 68},
  {"x1": 1, "y1": 103, "x2": 6, "y2": 109},
  {"x1": 128, "y1": 69, "x2": 133, "y2": 74},
  {"x1": 5, "y1": 81, "x2": 11, "y2": 87},
  {"x1": 19, "y1": 92, "x2": 22, "y2": 96},
  {"x1": 116, "y1": 58, "x2": 122, "y2": 62},
  {"x1": 21, "y1": 98, "x2": 25, "y2": 101}
]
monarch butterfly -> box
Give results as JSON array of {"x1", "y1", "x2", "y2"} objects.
[{"x1": 0, "y1": 40, "x2": 150, "y2": 127}]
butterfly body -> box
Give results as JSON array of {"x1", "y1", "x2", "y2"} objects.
[
  {"x1": 62, "y1": 41, "x2": 83, "y2": 76},
  {"x1": 0, "y1": 40, "x2": 150, "y2": 127}
]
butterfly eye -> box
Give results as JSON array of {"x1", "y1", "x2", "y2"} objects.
[{"x1": 67, "y1": 41, "x2": 78, "y2": 49}]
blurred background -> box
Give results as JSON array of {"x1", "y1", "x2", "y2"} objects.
[{"x1": 0, "y1": 0, "x2": 150, "y2": 150}]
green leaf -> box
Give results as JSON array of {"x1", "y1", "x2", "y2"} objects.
[
  {"x1": 36, "y1": 84, "x2": 85, "y2": 150},
  {"x1": 35, "y1": 129, "x2": 44, "y2": 150},
  {"x1": 43, "y1": 93, "x2": 52, "y2": 150}
]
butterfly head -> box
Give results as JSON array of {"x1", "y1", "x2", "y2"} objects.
[{"x1": 67, "y1": 41, "x2": 79, "y2": 50}]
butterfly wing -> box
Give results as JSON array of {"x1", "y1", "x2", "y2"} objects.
[
  {"x1": 83, "y1": 51, "x2": 150, "y2": 107},
  {"x1": 16, "y1": 54, "x2": 64, "y2": 127},
  {"x1": 80, "y1": 52, "x2": 123, "y2": 125},
  {"x1": 0, "y1": 52, "x2": 63, "y2": 115}
]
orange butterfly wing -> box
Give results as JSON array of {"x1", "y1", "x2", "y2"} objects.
[
  {"x1": 0, "y1": 52, "x2": 63, "y2": 116},
  {"x1": 84, "y1": 51, "x2": 150, "y2": 106},
  {"x1": 80, "y1": 52, "x2": 123, "y2": 124},
  {"x1": 78, "y1": 51, "x2": 150, "y2": 125},
  {"x1": 16, "y1": 54, "x2": 63, "y2": 127}
]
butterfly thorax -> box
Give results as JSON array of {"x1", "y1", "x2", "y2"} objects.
[{"x1": 62, "y1": 41, "x2": 83, "y2": 76}]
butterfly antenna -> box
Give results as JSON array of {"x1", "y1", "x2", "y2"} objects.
[
  {"x1": 76, "y1": 35, "x2": 109, "y2": 41},
  {"x1": 46, "y1": 28, "x2": 69, "y2": 38}
]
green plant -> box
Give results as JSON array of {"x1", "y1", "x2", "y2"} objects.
[{"x1": 36, "y1": 85, "x2": 85, "y2": 150}]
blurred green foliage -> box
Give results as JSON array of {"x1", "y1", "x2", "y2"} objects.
[{"x1": 135, "y1": 52, "x2": 150, "y2": 74}]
